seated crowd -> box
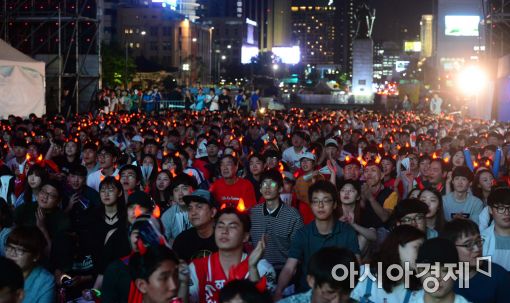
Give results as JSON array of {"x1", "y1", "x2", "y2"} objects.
[{"x1": 0, "y1": 108, "x2": 510, "y2": 303}]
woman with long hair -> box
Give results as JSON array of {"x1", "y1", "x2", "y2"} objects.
[
  {"x1": 472, "y1": 168, "x2": 495, "y2": 205},
  {"x1": 337, "y1": 179, "x2": 376, "y2": 256},
  {"x1": 14, "y1": 164, "x2": 47, "y2": 208},
  {"x1": 150, "y1": 170, "x2": 173, "y2": 211},
  {"x1": 351, "y1": 225, "x2": 425, "y2": 302},
  {"x1": 140, "y1": 154, "x2": 159, "y2": 191},
  {"x1": 418, "y1": 188, "x2": 446, "y2": 236}
]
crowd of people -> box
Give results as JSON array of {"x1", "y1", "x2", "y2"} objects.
[
  {"x1": 90, "y1": 86, "x2": 265, "y2": 115},
  {"x1": 0, "y1": 103, "x2": 509, "y2": 303}
]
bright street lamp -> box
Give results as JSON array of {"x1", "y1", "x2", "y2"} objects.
[
  {"x1": 457, "y1": 66, "x2": 487, "y2": 96},
  {"x1": 272, "y1": 64, "x2": 279, "y2": 71},
  {"x1": 221, "y1": 55, "x2": 227, "y2": 60},
  {"x1": 141, "y1": 30, "x2": 146, "y2": 36}
]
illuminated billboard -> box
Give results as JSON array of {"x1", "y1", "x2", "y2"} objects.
[
  {"x1": 241, "y1": 46, "x2": 259, "y2": 64},
  {"x1": 151, "y1": 0, "x2": 177, "y2": 10},
  {"x1": 445, "y1": 16, "x2": 480, "y2": 36},
  {"x1": 404, "y1": 41, "x2": 422, "y2": 52},
  {"x1": 272, "y1": 46, "x2": 301, "y2": 64}
]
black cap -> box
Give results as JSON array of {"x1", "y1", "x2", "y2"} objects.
[
  {"x1": 183, "y1": 189, "x2": 217, "y2": 208},
  {"x1": 416, "y1": 238, "x2": 459, "y2": 265},
  {"x1": 391, "y1": 198, "x2": 429, "y2": 223},
  {"x1": 127, "y1": 191, "x2": 155, "y2": 211}
]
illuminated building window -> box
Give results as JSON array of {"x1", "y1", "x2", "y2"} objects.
[{"x1": 291, "y1": 6, "x2": 298, "y2": 11}]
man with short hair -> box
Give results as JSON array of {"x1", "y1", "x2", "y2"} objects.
[
  {"x1": 188, "y1": 207, "x2": 276, "y2": 303},
  {"x1": 210, "y1": 155, "x2": 257, "y2": 210},
  {"x1": 340, "y1": 157, "x2": 361, "y2": 181},
  {"x1": 422, "y1": 158, "x2": 446, "y2": 194},
  {"x1": 360, "y1": 161, "x2": 398, "y2": 228},
  {"x1": 173, "y1": 189, "x2": 218, "y2": 262},
  {"x1": 278, "y1": 247, "x2": 359, "y2": 303},
  {"x1": 86, "y1": 146, "x2": 119, "y2": 192},
  {"x1": 282, "y1": 131, "x2": 308, "y2": 172},
  {"x1": 482, "y1": 186, "x2": 510, "y2": 271},
  {"x1": 275, "y1": 181, "x2": 360, "y2": 299},
  {"x1": 161, "y1": 174, "x2": 197, "y2": 243},
  {"x1": 81, "y1": 142, "x2": 99, "y2": 176},
  {"x1": 411, "y1": 238, "x2": 469, "y2": 303},
  {"x1": 250, "y1": 169, "x2": 304, "y2": 274},
  {"x1": 442, "y1": 166, "x2": 483, "y2": 224},
  {"x1": 441, "y1": 218, "x2": 510, "y2": 303}
]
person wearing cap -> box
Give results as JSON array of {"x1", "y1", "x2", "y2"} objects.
[
  {"x1": 410, "y1": 238, "x2": 469, "y2": 303},
  {"x1": 82, "y1": 142, "x2": 99, "y2": 176},
  {"x1": 86, "y1": 146, "x2": 120, "y2": 192},
  {"x1": 441, "y1": 218, "x2": 510, "y2": 303},
  {"x1": 210, "y1": 154, "x2": 257, "y2": 210},
  {"x1": 128, "y1": 135, "x2": 144, "y2": 165},
  {"x1": 282, "y1": 131, "x2": 308, "y2": 172},
  {"x1": 392, "y1": 198, "x2": 438, "y2": 239},
  {"x1": 173, "y1": 189, "x2": 218, "y2": 262},
  {"x1": 360, "y1": 161, "x2": 398, "y2": 229},
  {"x1": 161, "y1": 173, "x2": 197, "y2": 244},
  {"x1": 294, "y1": 152, "x2": 324, "y2": 205},
  {"x1": 249, "y1": 169, "x2": 304, "y2": 275},
  {"x1": 442, "y1": 166, "x2": 483, "y2": 224},
  {"x1": 481, "y1": 187, "x2": 510, "y2": 271}
]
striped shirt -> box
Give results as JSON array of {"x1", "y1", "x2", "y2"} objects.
[{"x1": 249, "y1": 201, "x2": 304, "y2": 272}]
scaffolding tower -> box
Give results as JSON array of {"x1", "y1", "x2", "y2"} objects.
[
  {"x1": 1, "y1": 0, "x2": 101, "y2": 114},
  {"x1": 486, "y1": 0, "x2": 510, "y2": 59}
]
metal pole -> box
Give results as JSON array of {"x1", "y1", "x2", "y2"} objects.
[
  {"x1": 58, "y1": 6, "x2": 62, "y2": 113},
  {"x1": 125, "y1": 41, "x2": 128, "y2": 89},
  {"x1": 75, "y1": 0, "x2": 79, "y2": 114}
]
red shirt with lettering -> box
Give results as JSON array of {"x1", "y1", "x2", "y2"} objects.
[{"x1": 210, "y1": 177, "x2": 257, "y2": 210}]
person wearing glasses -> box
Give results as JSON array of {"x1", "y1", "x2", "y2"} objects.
[
  {"x1": 481, "y1": 187, "x2": 510, "y2": 271},
  {"x1": 5, "y1": 226, "x2": 55, "y2": 303},
  {"x1": 274, "y1": 181, "x2": 360, "y2": 300},
  {"x1": 391, "y1": 198, "x2": 438, "y2": 239},
  {"x1": 249, "y1": 169, "x2": 304, "y2": 276},
  {"x1": 86, "y1": 146, "x2": 120, "y2": 192},
  {"x1": 14, "y1": 180, "x2": 70, "y2": 269},
  {"x1": 441, "y1": 218, "x2": 510, "y2": 303}
]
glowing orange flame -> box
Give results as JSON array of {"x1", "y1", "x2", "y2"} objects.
[
  {"x1": 278, "y1": 162, "x2": 284, "y2": 172},
  {"x1": 37, "y1": 155, "x2": 43, "y2": 162},
  {"x1": 345, "y1": 156, "x2": 350, "y2": 162},
  {"x1": 443, "y1": 157, "x2": 449, "y2": 163},
  {"x1": 152, "y1": 205, "x2": 161, "y2": 218},
  {"x1": 237, "y1": 198, "x2": 246, "y2": 212},
  {"x1": 134, "y1": 205, "x2": 143, "y2": 218},
  {"x1": 432, "y1": 153, "x2": 438, "y2": 159},
  {"x1": 485, "y1": 160, "x2": 491, "y2": 167}
]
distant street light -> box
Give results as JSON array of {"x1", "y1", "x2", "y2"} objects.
[
  {"x1": 141, "y1": 30, "x2": 146, "y2": 36},
  {"x1": 221, "y1": 55, "x2": 227, "y2": 60},
  {"x1": 272, "y1": 64, "x2": 279, "y2": 70}
]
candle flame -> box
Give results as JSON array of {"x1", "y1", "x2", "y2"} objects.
[{"x1": 237, "y1": 198, "x2": 246, "y2": 212}]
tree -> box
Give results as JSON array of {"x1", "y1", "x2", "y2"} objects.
[{"x1": 101, "y1": 43, "x2": 136, "y2": 88}]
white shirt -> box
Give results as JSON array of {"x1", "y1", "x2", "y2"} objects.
[
  {"x1": 282, "y1": 146, "x2": 307, "y2": 170},
  {"x1": 86, "y1": 168, "x2": 120, "y2": 192},
  {"x1": 409, "y1": 290, "x2": 470, "y2": 303}
]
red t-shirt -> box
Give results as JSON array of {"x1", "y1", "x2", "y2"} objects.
[{"x1": 210, "y1": 177, "x2": 257, "y2": 210}]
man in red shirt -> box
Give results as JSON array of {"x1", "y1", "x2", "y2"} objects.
[
  {"x1": 210, "y1": 155, "x2": 257, "y2": 210},
  {"x1": 188, "y1": 207, "x2": 276, "y2": 303}
]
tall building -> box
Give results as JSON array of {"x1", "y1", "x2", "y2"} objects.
[
  {"x1": 291, "y1": 0, "x2": 355, "y2": 73},
  {"x1": 117, "y1": 6, "x2": 212, "y2": 84},
  {"x1": 258, "y1": 0, "x2": 292, "y2": 52},
  {"x1": 420, "y1": 14, "x2": 434, "y2": 58}
]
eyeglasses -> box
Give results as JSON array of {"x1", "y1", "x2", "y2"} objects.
[
  {"x1": 40, "y1": 189, "x2": 59, "y2": 200},
  {"x1": 120, "y1": 174, "x2": 136, "y2": 180},
  {"x1": 5, "y1": 244, "x2": 29, "y2": 257},
  {"x1": 261, "y1": 180, "x2": 278, "y2": 189},
  {"x1": 400, "y1": 214, "x2": 425, "y2": 224},
  {"x1": 100, "y1": 188, "x2": 116, "y2": 194},
  {"x1": 491, "y1": 205, "x2": 510, "y2": 215},
  {"x1": 456, "y1": 238, "x2": 484, "y2": 251},
  {"x1": 311, "y1": 199, "x2": 334, "y2": 206}
]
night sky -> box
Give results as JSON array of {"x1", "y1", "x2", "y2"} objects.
[{"x1": 369, "y1": 0, "x2": 434, "y2": 43}]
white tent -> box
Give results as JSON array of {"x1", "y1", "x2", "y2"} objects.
[{"x1": 0, "y1": 39, "x2": 45, "y2": 117}]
